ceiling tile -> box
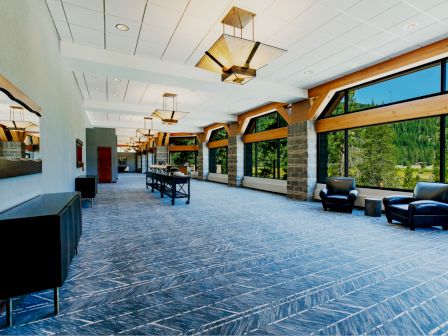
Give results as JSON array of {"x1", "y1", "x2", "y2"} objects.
[
  {"x1": 346, "y1": 0, "x2": 400, "y2": 21},
  {"x1": 368, "y1": 2, "x2": 420, "y2": 30},
  {"x1": 402, "y1": 0, "x2": 447, "y2": 12},
  {"x1": 375, "y1": 38, "x2": 419, "y2": 57},
  {"x1": 124, "y1": 81, "x2": 149, "y2": 104},
  {"x1": 70, "y1": 24, "x2": 104, "y2": 47},
  {"x1": 46, "y1": 0, "x2": 66, "y2": 21},
  {"x1": 338, "y1": 23, "x2": 381, "y2": 44},
  {"x1": 135, "y1": 39, "x2": 165, "y2": 59},
  {"x1": 387, "y1": 13, "x2": 438, "y2": 38},
  {"x1": 143, "y1": 3, "x2": 183, "y2": 28},
  {"x1": 356, "y1": 31, "x2": 397, "y2": 51},
  {"x1": 74, "y1": 72, "x2": 89, "y2": 99},
  {"x1": 148, "y1": 0, "x2": 189, "y2": 11},
  {"x1": 53, "y1": 19, "x2": 73, "y2": 40},
  {"x1": 106, "y1": 0, "x2": 147, "y2": 21},
  {"x1": 425, "y1": 1, "x2": 448, "y2": 21},
  {"x1": 314, "y1": 13, "x2": 362, "y2": 39},
  {"x1": 63, "y1": 0, "x2": 103, "y2": 11},
  {"x1": 105, "y1": 15, "x2": 140, "y2": 35},
  {"x1": 318, "y1": 0, "x2": 362, "y2": 12},
  {"x1": 64, "y1": 3, "x2": 103, "y2": 30},
  {"x1": 106, "y1": 33, "x2": 137, "y2": 54},
  {"x1": 266, "y1": 0, "x2": 316, "y2": 21},
  {"x1": 139, "y1": 24, "x2": 173, "y2": 45}
]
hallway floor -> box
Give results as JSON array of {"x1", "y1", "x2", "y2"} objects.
[{"x1": 1, "y1": 174, "x2": 448, "y2": 335}]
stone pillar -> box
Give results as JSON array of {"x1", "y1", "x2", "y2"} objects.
[
  {"x1": 227, "y1": 123, "x2": 244, "y2": 187},
  {"x1": 0, "y1": 141, "x2": 25, "y2": 159},
  {"x1": 287, "y1": 121, "x2": 317, "y2": 201},
  {"x1": 155, "y1": 146, "x2": 168, "y2": 164},
  {"x1": 197, "y1": 133, "x2": 208, "y2": 180}
]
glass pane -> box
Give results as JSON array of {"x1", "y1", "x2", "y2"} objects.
[
  {"x1": 279, "y1": 138, "x2": 288, "y2": 180},
  {"x1": 318, "y1": 131, "x2": 345, "y2": 183},
  {"x1": 348, "y1": 118, "x2": 439, "y2": 189},
  {"x1": 256, "y1": 112, "x2": 278, "y2": 132},
  {"x1": 278, "y1": 113, "x2": 288, "y2": 127},
  {"x1": 348, "y1": 64, "x2": 441, "y2": 112},
  {"x1": 327, "y1": 92, "x2": 345, "y2": 117},
  {"x1": 215, "y1": 147, "x2": 227, "y2": 174},
  {"x1": 169, "y1": 137, "x2": 196, "y2": 145},
  {"x1": 256, "y1": 140, "x2": 277, "y2": 178},
  {"x1": 445, "y1": 60, "x2": 448, "y2": 92},
  {"x1": 210, "y1": 128, "x2": 228, "y2": 141},
  {"x1": 170, "y1": 151, "x2": 197, "y2": 169}
]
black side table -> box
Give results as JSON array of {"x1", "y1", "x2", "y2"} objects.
[
  {"x1": 365, "y1": 198, "x2": 382, "y2": 217},
  {"x1": 75, "y1": 175, "x2": 98, "y2": 206}
]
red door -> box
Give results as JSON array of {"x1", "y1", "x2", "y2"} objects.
[{"x1": 98, "y1": 147, "x2": 112, "y2": 183}]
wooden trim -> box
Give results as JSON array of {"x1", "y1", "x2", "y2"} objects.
[
  {"x1": 156, "y1": 133, "x2": 164, "y2": 146},
  {"x1": 169, "y1": 133, "x2": 196, "y2": 137},
  {"x1": 0, "y1": 127, "x2": 7, "y2": 141},
  {"x1": 0, "y1": 74, "x2": 42, "y2": 115},
  {"x1": 163, "y1": 133, "x2": 170, "y2": 146},
  {"x1": 308, "y1": 38, "x2": 448, "y2": 120},
  {"x1": 207, "y1": 139, "x2": 228, "y2": 149},
  {"x1": 315, "y1": 94, "x2": 448, "y2": 133},
  {"x1": 243, "y1": 127, "x2": 288, "y2": 144},
  {"x1": 237, "y1": 102, "x2": 289, "y2": 134},
  {"x1": 204, "y1": 123, "x2": 230, "y2": 142},
  {"x1": 169, "y1": 145, "x2": 199, "y2": 152}
]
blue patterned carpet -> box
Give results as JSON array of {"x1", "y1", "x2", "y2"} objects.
[{"x1": 1, "y1": 173, "x2": 448, "y2": 335}]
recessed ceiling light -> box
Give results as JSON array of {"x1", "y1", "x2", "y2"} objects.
[
  {"x1": 113, "y1": 78, "x2": 122, "y2": 82},
  {"x1": 403, "y1": 22, "x2": 418, "y2": 31},
  {"x1": 115, "y1": 24, "x2": 129, "y2": 32},
  {"x1": 304, "y1": 70, "x2": 314, "y2": 75}
]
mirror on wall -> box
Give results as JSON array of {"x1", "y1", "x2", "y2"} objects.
[{"x1": 0, "y1": 77, "x2": 42, "y2": 178}]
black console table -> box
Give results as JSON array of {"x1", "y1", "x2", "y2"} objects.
[
  {"x1": 146, "y1": 172, "x2": 190, "y2": 205},
  {"x1": 0, "y1": 192, "x2": 82, "y2": 326},
  {"x1": 75, "y1": 175, "x2": 97, "y2": 206}
]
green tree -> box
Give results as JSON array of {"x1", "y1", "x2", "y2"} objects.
[{"x1": 403, "y1": 166, "x2": 414, "y2": 189}]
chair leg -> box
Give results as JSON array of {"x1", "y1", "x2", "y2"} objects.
[
  {"x1": 54, "y1": 288, "x2": 59, "y2": 315},
  {"x1": 443, "y1": 226, "x2": 448, "y2": 231}
]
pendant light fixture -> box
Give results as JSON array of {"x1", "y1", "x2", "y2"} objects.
[
  {"x1": 152, "y1": 93, "x2": 189, "y2": 125},
  {"x1": 137, "y1": 117, "x2": 156, "y2": 137},
  {"x1": 195, "y1": 7, "x2": 287, "y2": 85},
  {"x1": 0, "y1": 106, "x2": 37, "y2": 130}
]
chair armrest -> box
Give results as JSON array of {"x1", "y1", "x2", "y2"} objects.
[
  {"x1": 319, "y1": 188, "x2": 328, "y2": 200},
  {"x1": 348, "y1": 190, "x2": 358, "y2": 201},
  {"x1": 383, "y1": 196, "x2": 414, "y2": 207},
  {"x1": 409, "y1": 200, "x2": 448, "y2": 215}
]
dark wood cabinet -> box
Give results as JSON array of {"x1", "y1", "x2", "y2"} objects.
[
  {"x1": 0, "y1": 192, "x2": 82, "y2": 326},
  {"x1": 75, "y1": 175, "x2": 98, "y2": 205}
]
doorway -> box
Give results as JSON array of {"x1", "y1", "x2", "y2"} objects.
[{"x1": 98, "y1": 147, "x2": 112, "y2": 183}]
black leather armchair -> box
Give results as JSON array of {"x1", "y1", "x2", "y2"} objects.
[
  {"x1": 320, "y1": 177, "x2": 358, "y2": 213},
  {"x1": 383, "y1": 182, "x2": 448, "y2": 231}
]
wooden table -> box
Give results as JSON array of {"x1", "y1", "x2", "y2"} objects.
[{"x1": 146, "y1": 172, "x2": 190, "y2": 205}]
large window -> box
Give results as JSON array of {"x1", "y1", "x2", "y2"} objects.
[
  {"x1": 244, "y1": 112, "x2": 288, "y2": 180},
  {"x1": 209, "y1": 147, "x2": 228, "y2": 174},
  {"x1": 319, "y1": 117, "x2": 441, "y2": 190},
  {"x1": 170, "y1": 151, "x2": 197, "y2": 169},
  {"x1": 246, "y1": 111, "x2": 288, "y2": 133},
  {"x1": 323, "y1": 60, "x2": 447, "y2": 118},
  {"x1": 169, "y1": 136, "x2": 197, "y2": 146},
  {"x1": 245, "y1": 139, "x2": 287, "y2": 180},
  {"x1": 210, "y1": 128, "x2": 228, "y2": 141}
]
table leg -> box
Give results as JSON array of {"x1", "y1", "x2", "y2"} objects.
[
  {"x1": 6, "y1": 298, "x2": 12, "y2": 327},
  {"x1": 54, "y1": 288, "x2": 59, "y2": 315},
  {"x1": 186, "y1": 179, "x2": 190, "y2": 204},
  {"x1": 172, "y1": 181, "x2": 175, "y2": 206}
]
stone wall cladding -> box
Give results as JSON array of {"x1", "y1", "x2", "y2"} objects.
[
  {"x1": 0, "y1": 141, "x2": 25, "y2": 159},
  {"x1": 228, "y1": 136, "x2": 244, "y2": 187},
  {"x1": 197, "y1": 143, "x2": 209, "y2": 180},
  {"x1": 287, "y1": 121, "x2": 317, "y2": 201}
]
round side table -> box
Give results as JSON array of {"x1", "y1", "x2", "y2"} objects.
[{"x1": 365, "y1": 198, "x2": 382, "y2": 217}]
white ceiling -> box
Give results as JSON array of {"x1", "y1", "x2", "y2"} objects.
[{"x1": 46, "y1": 0, "x2": 448, "y2": 143}]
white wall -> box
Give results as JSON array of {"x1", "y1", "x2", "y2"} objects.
[
  {"x1": 208, "y1": 173, "x2": 228, "y2": 184},
  {"x1": 0, "y1": 0, "x2": 86, "y2": 211},
  {"x1": 243, "y1": 176, "x2": 287, "y2": 194}
]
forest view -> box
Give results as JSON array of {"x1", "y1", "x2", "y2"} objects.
[{"x1": 324, "y1": 93, "x2": 441, "y2": 189}]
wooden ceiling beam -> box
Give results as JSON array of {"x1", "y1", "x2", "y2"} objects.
[
  {"x1": 207, "y1": 139, "x2": 229, "y2": 149},
  {"x1": 307, "y1": 38, "x2": 448, "y2": 120},
  {"x1": 315, "y1": 94, "x2": 448, "y2": 133},
  {"x1": 243, "y1": 127, "x2": 288, "y2": 144}
]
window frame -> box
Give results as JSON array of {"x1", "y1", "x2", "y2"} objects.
[
  {"x1": 317, "y1": 115, "x2": 446, "y2": 192},
  {"x1": 209, "y1": 146, "x2": 228, "y2": 174},
  {"x1": 320, "y1": 58, "x2": 448, "y2": 119}
]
